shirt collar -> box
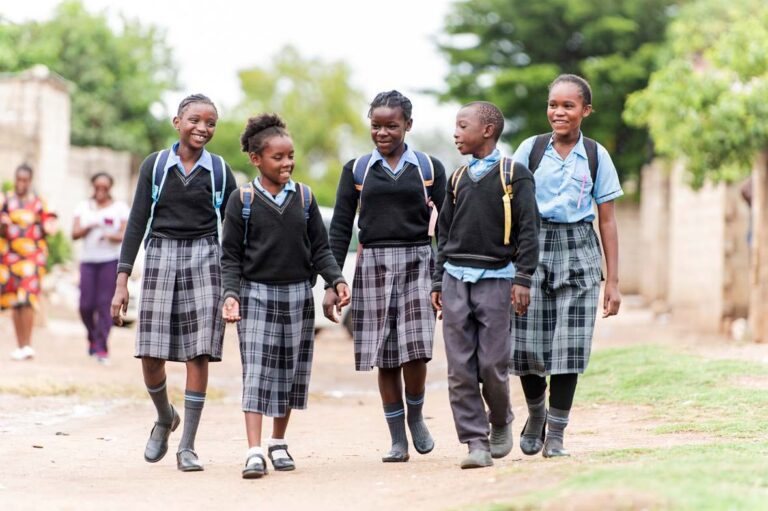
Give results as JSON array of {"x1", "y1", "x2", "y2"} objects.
[
  {"x1": 165, "y1": 141, "x2": 214, "y2": 173},
  {"x1": 253, "y1": 177, "x2": 296, "y2": 195},
  {"x1": 469, "y1": 147, "x2": 501, "y2": 168},
  {"x1": 370, "y1": 144, "x2": 419, "y2": 169},
  {"x1": 546, "y1": 132, "x2": 588, "y2": 160}
]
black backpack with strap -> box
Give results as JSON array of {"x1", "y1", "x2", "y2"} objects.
[{"x1": 527, "y1": 133, "x2": 599, "y2": 181}]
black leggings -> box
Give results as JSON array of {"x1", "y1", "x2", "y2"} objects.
[{"x1": 519, "y1": 374, "x2": 578, "y2": 411}]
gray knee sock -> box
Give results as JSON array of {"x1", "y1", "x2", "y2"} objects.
[
  {"x1": 522, "y1": 393, "x2": 547, "y2": 437},
  {"x1": 178, "y1": 390, "x2": 205, "y2": 452},
  {"x1": 383, "y1": 402, "x2": 408, "y2": 454},
  {"x1": 146, "y1": 380, "x2": 173, "y2": 425},
  {"x1": 406, "y1": 392, "x2": 433, "y2": 451},
  {"x1": 545, "y1": 406, "x2": 570, "y2": 449}
]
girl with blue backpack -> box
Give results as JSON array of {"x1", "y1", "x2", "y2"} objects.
[
  {"x1": 221, "y1": 113, "x2": 350, "y2": 479},
  {"x1": 111, "y1": 94, "x2": 236, "y2": 472},
  {"x1": 325, "y1": 90, "x2": 446, "y2": 463}
]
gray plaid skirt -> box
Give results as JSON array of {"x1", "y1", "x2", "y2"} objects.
[
  {"x1": 510, "y1": 221, "x2": 602, "y2": 376},
  {"x1": 135, "y1": 236, "x2": 225, "y2": 362},
  {"x1": 237, "y1": 280, "x2": 314, "y2": 417},
  {"x1": 351, "y1": 244, "x2": 435, "y2": 371}
]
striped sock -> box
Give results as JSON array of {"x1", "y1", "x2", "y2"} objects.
[
  {"x1": 522, "y1": 393, "x2": 547, "y2": 437},
  {"x1": 405, "y1": 392, "x2": 434, "y2": 453},
  {"x1": 383, "y1": 402, "x2": 408, "y2": 455},
  {"x1": 146, "y1": 380, "x2": 173, "y2": 425},
  {"x1": 178, "y1": 390, "x2": 206, "y2": 452},
  {"x1": 545, "y1": 406, "x2": 570, "y2": 450}
]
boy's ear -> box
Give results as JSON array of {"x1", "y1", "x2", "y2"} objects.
[{"x1": 482, "y1": 123, "x2": 495, "y2": 139}]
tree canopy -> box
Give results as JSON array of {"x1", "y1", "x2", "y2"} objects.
[
  {"x1": 437, "y1": 0, "x2": 677, "y2": 180},
  {"x1": 0, "y1": 0, "x2": 178, "y2": 154},
  {"x1": 624, "y1": 0, "x2": 768, "y2": 187},
  {"x1": 206, "y1": 46, "x2": 368, "y2": 205}
]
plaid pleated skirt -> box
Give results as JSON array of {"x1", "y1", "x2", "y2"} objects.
[
  {"x1": 352, "y1": 244, "x2": 435, "y2": 371},
  {"x1": 135, "y1": 236, "x2": 225, "y2": 362},
  {"x1": 237, "y1": 280, "x2": 314, "y2": 417},
  {"x1": 510, "y1": 221, "x2": 602, "y2": 376}
]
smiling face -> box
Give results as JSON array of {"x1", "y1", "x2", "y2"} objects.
[
  {"x1": 369, "y1": 106, "x2": 412, "y2": 157},
  {"x1": 250, "y1": 135, "x2": 295, "y2": 188},
  {"x1": 92, "y1": 175, "x2": 112, "y2": 203},
  {"x1": 547, "y1": 81, "x2": 592, "y2": 139},
  {"x1": 173, "y1": 102, "x2": 218, "y2": 151}
]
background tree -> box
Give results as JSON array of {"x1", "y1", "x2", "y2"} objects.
[
  {"x1": 436, "y1": 0, "x2": 677, "y2": 180},
  {"x1": 206, "y1": 46, "x2": 368, "y2": 205},
  {"x1": 0, "y1": 0, "x2": 178, "y2": 154},
  {"x1": 624, "y1": 0, "x2": 768, "y2": 187}
]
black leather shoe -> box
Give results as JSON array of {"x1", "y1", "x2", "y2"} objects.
[
  {"x1": 242, "y1": 452, "x2": 268, "y2": 479},
  {"x1": 542, "y1": 438, "x2": 570, "y2": 458},
  {"x1": 143, "y1": 405, "x2": 180, "y2": 463},
  {"x1": 176, "y1": 449, "x2": 204, "y2": 471},
  {"x1": 381, "y1": 450, "x2": 410, "y2": 463},
  {"x1": 268, "y1": 444, "x2": 296, "y2": 471},
  {"x1": 520, "y1": 412, "x2": 547, "y2": 456}
]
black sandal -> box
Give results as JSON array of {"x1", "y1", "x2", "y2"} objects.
[
  {"x1": 268, "y1": 444, "x2": 296, "y2": 471},
  {"x1": 242, "y1": 452, "x2": 268, "y2": 479}
]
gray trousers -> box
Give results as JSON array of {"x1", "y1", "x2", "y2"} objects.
[{"x1": 442, "y1": 274, "x2": 515, "y2": 450}]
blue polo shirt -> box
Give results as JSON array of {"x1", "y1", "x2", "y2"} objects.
[
  {"x1": 513, "y1": 133, "x2": 623, "y2": 223},
  {"x1": 253, "y1": 177, "x2": 296, "y2": 206},
  {"x1": 369, "y1": 145, "x2": 419, "y2": 175}
]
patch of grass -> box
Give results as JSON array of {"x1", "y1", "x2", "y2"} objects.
[
  {"x1": 579, "y1": 345, "x2": 768, "y2": 437},
  {"x1": 0, "y1": 382, "x2": 226, "y2": 401},
  {"x1": 504, "y1": 442, "x2": 768, "y2": 511}
]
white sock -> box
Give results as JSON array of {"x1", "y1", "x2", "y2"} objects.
[
  {"x1": 268, "y1": 438, "x2": 289, "y2": 460},
  {"x1": 246, "y1": 446, "x2": 264, "y2": 458}
]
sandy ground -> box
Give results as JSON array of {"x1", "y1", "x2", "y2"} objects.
[{"x1": 0, "y1": 297, "x2": 764, "y2": 511}]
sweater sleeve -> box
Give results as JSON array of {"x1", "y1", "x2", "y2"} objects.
[
  {"x1": 220, "y1": 188, "x2": 245, "y2": 301},
  {"x1": 307, "y1": 197, "x2": 345, "y2": 288},
  {"x1": 117, "y1": 153, "x2": 156, "y2": 276},
  {"x1": 328, "y1": 160, "x2": 358, "y2": 273},
  {"x1": 432, "y1": 168, "x2": 457, "y2": 292},
  {"x1": 511, "y1": 163, "x2": 540, "y2": 288}
]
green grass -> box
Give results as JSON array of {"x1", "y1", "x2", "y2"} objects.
[
  {"x1": 0, "y1": 382, "x2": 225, "y2": 401},
  {"x1": 578, "y1": 345, "x2": 768, "y2": 437},
  {"x1": 475, "y1": 346, "x2": 768, "y2": 511}
]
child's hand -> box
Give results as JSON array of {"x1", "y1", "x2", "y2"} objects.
[
  {"x1": 602, "y1": 282, "x2": 621, "y2": 318},
  {"x1": 431, "y1": 291, "x2": 443, "y2": 320},
  {"x1": 111, "y1": 284, "x2": 129, "y2": 326},
  {"x1": 336, "y1": 283, "x2": 351, "y2": 309},
  {"x1": 511, "y1": 285, "x2": 530, "y2": 316},
  {"x1": 222, "y1": 297, "x2": 241, "y2": 322},
  {"x1": 323, "y1": 288, "x2": 341, "y2": 323}
]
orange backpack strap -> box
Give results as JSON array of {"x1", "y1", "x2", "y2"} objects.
[{"x1": 451, "y1": 165, "x2": 468, "y2": 205}]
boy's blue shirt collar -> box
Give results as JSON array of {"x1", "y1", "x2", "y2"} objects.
[
  {"x1": 165, "y1": 141, "x2": 213, "y2": 173},
  {"x1": 468, "y1": 147, "x2": 501, "y2": 168}
]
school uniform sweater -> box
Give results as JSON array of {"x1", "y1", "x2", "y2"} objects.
[
  {"x1": 328, "y1": 157, "x2": 446, "y2": 269},
  {"x1": 118, "y1": 151, "x2": 237, "y2": 276},
  {"x1": 220, "y1": 188, "x2": 345, "y2": 301},
  {"x1": 432, "y1": 161, "x2": 540, "y2": 291}
]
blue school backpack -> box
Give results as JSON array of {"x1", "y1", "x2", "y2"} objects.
[
  {"x1": 351, "y1": 150, "x2": 435, "y2": 205},
  {"x1": 239, "y1": 181, "x2": 313, "y2": 245},
  {"x1": 142, "y1": 149, "x2": 227, "y2": 247},
  {"x1": 527, "y1": 133, "x2": 599, "y2": 181}
]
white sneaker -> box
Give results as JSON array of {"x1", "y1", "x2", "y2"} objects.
[{"x1": 10, "y1": 346, "x2": 34, "y2": 361}]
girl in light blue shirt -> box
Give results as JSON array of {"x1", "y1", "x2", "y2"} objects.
[{"x1": 510, "y1": 74, "x2": 622, "y2": 458}]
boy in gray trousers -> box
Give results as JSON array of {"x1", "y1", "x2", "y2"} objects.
[{"x1": 431, "y1": 101, "x2": 539, "y2": 469}]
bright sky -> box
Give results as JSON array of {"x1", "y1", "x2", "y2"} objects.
[{"x1": 1, "y1": 0, "x2": 461, "y2": 135}]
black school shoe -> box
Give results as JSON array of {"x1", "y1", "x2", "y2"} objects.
[
  {"x1": 268, "y1": 444, "x2": 296, "y2": 471},
  {"x1": 143, "y1": 405, "x2": 180, "y2": 463},
  {"x1": 242, "y1": 452, "x2": 268, "y2": 479},
  {"x1": 520, "y1": 412, "x2": 547, "y2": 456}
]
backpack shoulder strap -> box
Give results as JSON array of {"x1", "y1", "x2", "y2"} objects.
[
  {"x1": 144, "y1": 149, "x2": 171, "y2": 247},
  {"x1": 527, "y1": 134, "x2": 551, "y2": 173},
  {"x1": 240, "y1": 182, "x2": 254, "y2": 245},
  {"x1": 352, "y1": 153, "x2": 373, "y2": 192},
  {"x1": 210, "y1": 154, "x2": 226, "y2": 208},
  {"x1": 582, "y1": 136, "x2": 599, "y2": 183},
  {"x1": 500, "y1": 157, "x2": 514, "y2": 246},
  {"x1": 450, "y1": 165, "x2": 468, "y2": 205},
  {"x1": 413, "y1": 151, "x2": 434, "y2": 202},
  {"x1": 298, "y1": 183, "x2": 312, "y2": 220}
]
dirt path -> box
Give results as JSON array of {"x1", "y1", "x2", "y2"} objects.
[{"x1": 0, "y1": 298, "x2": 763, "y2": 510}]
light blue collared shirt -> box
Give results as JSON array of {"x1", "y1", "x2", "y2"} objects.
[
  {"x1": 444, "y1": 146, "x2": 515, "y2": 283},
  {"x1": 512, "y1": 133, "x2": 623, "y2": 223},
  {"x1": 467, "y1": 148, "x2": 501, "y2": 180},
  {"x1": 166, "y1": 141, "x2": 214, "y2": 174},
  {"x1": 253, "y1": 177, "x2": 296, "y2": 206},
  {"x1": 370, "y1": 144, "x2": 419, "y2": 175}
]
